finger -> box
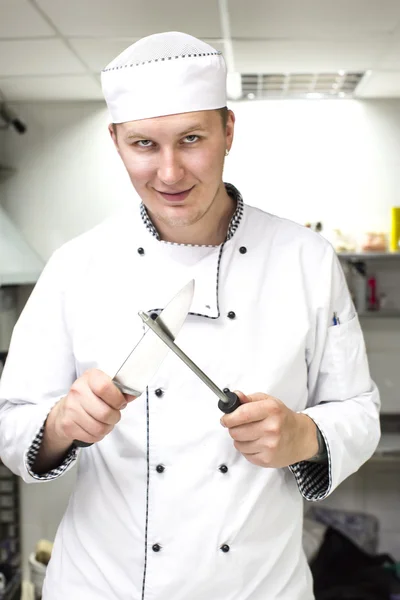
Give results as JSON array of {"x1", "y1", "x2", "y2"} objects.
[
  {"x1": 228, "y1": 422, "x2": 262, "y2": 442},
  {"x1": 72, "y1": 410, "x2": 114, "y2": 440},
  {"x1": 221, "y1": 400, "x2": 268, "y2": 429},
  {"x1": 242, "y1": 453, "x2": 264, "y2": 467},
  {"x1": 63, "y1": 412, "x2": 113, "y2": 444},
  {"x1": 235, "y1": 391, "x2": 274, "y2": 404},
  {"x1": 233, "y1": 440, "x2": 261, "y2": 455},
  {"x1": 87, "y1": 370, "x2": 127, "y2": 410},
  {"x1": 235, "y1": 390, "x2": 251, "y2": 404},
  {"x1": 80, "y1": 391, "x2": 122, "y2": 426},
  {"x1": 70, "y1": 424, "x2": 98, "y2": 445},
  {"x1": 124, "y1": 394, "x2": 137, "y2": 403}
]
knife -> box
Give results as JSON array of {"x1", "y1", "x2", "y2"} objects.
[
  {"x1": 74, "y1": 279, "x2": 195, "y2": 447},
  {"x1": 139, "y1": 311, "x2": 241, "y2": 414}
]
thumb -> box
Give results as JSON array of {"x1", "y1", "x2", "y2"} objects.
[
  {"x1": 233, "y1": 390, "x2": 251, "y2": 404},
  {"x1": 234, "y1": 390, "x2": 269, "y2": 404},
  {"x1": 124, "y1": 394, "x2": 137, "y2": 403}
]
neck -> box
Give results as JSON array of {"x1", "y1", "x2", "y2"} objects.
[{"x1": 150, "y1": 183, "x2": 236, "y2": 246}]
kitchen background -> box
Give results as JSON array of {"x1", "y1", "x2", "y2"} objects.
[{"x1": 1, "y1": 0, "x2": 400, "y2": 598}]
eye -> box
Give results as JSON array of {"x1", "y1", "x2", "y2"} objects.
[
  {"x1": 183, "y1": 135, "x2": 199, "y2": 144},
  {"x1": 136, "y1": 140, "x2": 154, "y2": 148}
]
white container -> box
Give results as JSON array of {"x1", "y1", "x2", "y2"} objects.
[
  {"x1": 21, "y1": 580, "x2": 35, "y2": 600},
  {"x1": 29, "y1": 553, "x2": 46, "y2": 600}
]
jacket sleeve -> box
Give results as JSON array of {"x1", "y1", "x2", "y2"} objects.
[
  {"x1": 290, "y1": 244, "x2": 380, "y2": 501},
  {"x1": 0, "y1": 249, "x2": 79, "y2": 483}
]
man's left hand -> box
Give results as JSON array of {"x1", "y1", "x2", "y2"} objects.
[{"x1": 220, "y1": 391, "x2": 319, "y2": 468}]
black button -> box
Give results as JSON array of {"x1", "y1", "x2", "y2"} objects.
[
  {"x1": 155, "y1": 388, "x2": 163, "y2": 397},
  {"x1": 227, "y1": 311, "x2": 236, "y2": 320},
  {"x1": 150, "y1": 312, "x2": 158, "y2": 320},
  {"x1": 137, "y1": 247, "x2": 145, "y2": 255},
  {"x1": 239, "y1": 246, "x2": 247, "y2": 254},
  {"x1": 219, "y1": 464, "x2": 228, "y2": 474},
  {"x1": 223, "y1": 388, "x2": 230, "y2": 394},
  {"x1": 152, "y1": 544, "x2": 161, "y2": 552},
  {"x1": 220, "y1": 544, "x2": 230, "y2": 553},
  {"x1": 156, "y1": 464, "x2": 165, "y2": 473}
]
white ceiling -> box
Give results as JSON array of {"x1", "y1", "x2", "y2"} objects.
[{"x1": 1, "y1": 0, "x2": 400, "y2": 102}]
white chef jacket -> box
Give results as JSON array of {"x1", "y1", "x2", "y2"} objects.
[{"x1": 0, "y1": 184, "x2": 380, "y2": 600}]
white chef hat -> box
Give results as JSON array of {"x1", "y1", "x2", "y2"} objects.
[{"x1": 101, "y1": 31, "x2": 227, "y2": 123}]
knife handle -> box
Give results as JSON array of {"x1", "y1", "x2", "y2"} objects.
[
  {"x1": 218, "y1": 391, "x2": 241, "y2": 414},
  {"x1": 73, "y1": 440, "x2": 93, "y2": 448}
]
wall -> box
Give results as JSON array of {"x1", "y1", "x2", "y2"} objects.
[
  {"x1": 1, "y1": 98, "x2": 400, "y2": 576},
  {"x1": 3, "y1": 98, "x2": 400, "y2": 260},
  {"x1": 1, "y1": 102, "x2": 134, "y2": 259},
  {"x1": 228, "y1": 99, "x2": 400, "y2": 241}
]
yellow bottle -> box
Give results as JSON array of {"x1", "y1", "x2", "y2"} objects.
[{"x1": 390, "y1": 207, "x2": 400, "y2": 252}]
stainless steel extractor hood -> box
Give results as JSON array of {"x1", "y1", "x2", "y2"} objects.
[{"x1": 0, "y1": 204, "x2": 44, "y2": 286}]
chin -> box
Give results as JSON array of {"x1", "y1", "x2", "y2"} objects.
[
  {"x1": 158, "y1": 204, "x2": 204, "y2": 226},
  {"x1": 157, "y1": 213, "x2": 198, "y2": 228}
]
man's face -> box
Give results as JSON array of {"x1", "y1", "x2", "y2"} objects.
[{"x1": 109, "y1": 109, "x2": 234, "y2": 230}]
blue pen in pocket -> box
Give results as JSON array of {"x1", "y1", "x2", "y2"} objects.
[{"x1": 333, "y1": 312, "x2": 340, "y2": 326}]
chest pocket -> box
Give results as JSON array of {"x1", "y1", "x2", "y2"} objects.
[{"x1": 315, "y1": 314, "x2": 371, "y2": 403}]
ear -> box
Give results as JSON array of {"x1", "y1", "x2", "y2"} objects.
[
  {"x1": 225, "y1": 110, "x2": 235, "y2": 152},
  {"x1": 108, "y1": 123, "x2": 120, "y2": 153}
]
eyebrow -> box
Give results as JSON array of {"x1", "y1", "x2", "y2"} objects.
[{"x1": 125, "y1": 124, "x2": 206, "y2": 140}]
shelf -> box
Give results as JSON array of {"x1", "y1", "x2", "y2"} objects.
[
  {"x1": 359, "y1": 310, "x2": 400, "y2": 318},
  {"x1": 368, "y1": 454, "x2": 400, "y2": 464},
  {"x1": 368, "y1": 433, "x2": 400, "y2": 463},
  {"x1": 338, "y1": 252, "x2": 400, "y2": 260},
  {"x1": 376, "y1": 433, "x2": 400, "y2": 453}
]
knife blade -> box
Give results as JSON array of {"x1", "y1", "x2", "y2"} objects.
[
  {"x1": 74, "y1": 279, "x2": 194, "y2": 447},
  {"x1": 113, "y1": 279, "x2": 194, "y2": 395}
]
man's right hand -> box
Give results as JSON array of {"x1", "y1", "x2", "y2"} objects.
[
  {"x1": 33, "y1": 369, "x2": 135, "y2": 473},
  {"x1": 51, "y1": 369, "x2": 135, "y2": 446}
]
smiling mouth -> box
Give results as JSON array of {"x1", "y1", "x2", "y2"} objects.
[{"x1": 156, "y1": 187, "x2": 194, "y2": 202}]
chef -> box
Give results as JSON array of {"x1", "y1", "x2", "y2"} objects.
[{"x1": 0, "y1": 31, "x2": 380, "y2": 600}]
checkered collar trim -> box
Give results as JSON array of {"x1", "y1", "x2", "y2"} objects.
[{"x1": 139, "y1": 183, "x2": 244, "y2": 246}]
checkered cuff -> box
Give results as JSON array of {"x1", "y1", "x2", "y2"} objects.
[
  {"x1": 289, "y1": 427, "x2": 332, "y2": 501},
  {"x1": 26, "y1": 422, "x2": 78, "y2": 480}
]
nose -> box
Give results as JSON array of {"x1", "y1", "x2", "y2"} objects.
[{"x1": 157, "y1": 148, "x2": 185, "y2": 186}]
